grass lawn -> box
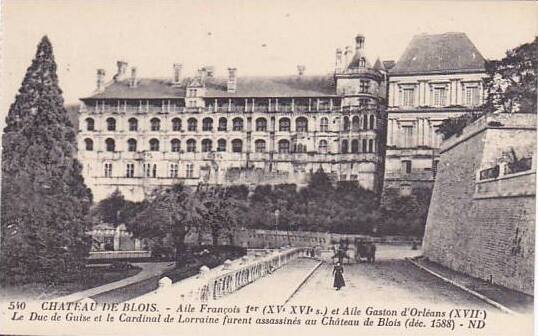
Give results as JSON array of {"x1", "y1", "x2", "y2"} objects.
[{"x1": 0, "y1": 264, "x2": 142, "y2": 302}]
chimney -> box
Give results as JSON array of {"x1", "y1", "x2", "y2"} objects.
[
  {"x1": 173, "y1": 63, "x2": 182, "y2": 84},
  {"x1": 205, "y1": 66, "x2": 215, "y2": 78},
  {"x1": 297, "y1": 65, "x2": 306, "y2": 76},
  {"x1": 335, "y1": 48, "x2": 343, "y2": 73},
  {"x1": 198, "y1": 68, "x2": 207, "y2": 82},
  {"x1": 113, "y1": 61, "x2": 128, "y2": 81},
  {"x1": 227, "y1": 67, "x2": 237, "y2": 93},
  {"x1": 96, "y1": 69, "x2": 106, "y2": 92},
  {"x1": 129, "y1": 67, "x2": 137, "y2": 88},
  {"x1": 344, "y1": 46, "x2": 352, "y2": 68},
  {"x1": 355, "y1": 34, "x2": 365, "y2": 52}
]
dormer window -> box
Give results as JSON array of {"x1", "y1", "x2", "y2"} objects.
[{"x1": 359, "y1": 58, "x2": 366, "y2": 68}]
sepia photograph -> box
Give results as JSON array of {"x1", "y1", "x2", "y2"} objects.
[{"x1": 0, "y1": 1, "x2": 536, "y2": 335}]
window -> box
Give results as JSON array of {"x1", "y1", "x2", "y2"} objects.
[
  {"x1": 232, "y1": 118, "x2": 243, "y2": 131},
  {"x1": 172, "y1": 118, "x2": 182, "y2": 131},
  {"x1": 343, "y1": 117, "x2": 350, "y2": 131},
  {"x1": 351, "y1": 140, "x2": 359, "y2": 153},
  {"x1": 363, "y1": 115, "x2": 368, "y2": 130},
  {"x1": 278, "y1": 140, "x2": 290, "y2": 153},
  {"x1": 359, "y1": 98, "x2": 369, "y2": 107},
  {"x1": 150, "y1": 118, "x2": 161, "y2": 131},
  {"x1": 171, "y1": 139, "x2": 181, "y2": 152},
  {"x1": 433, "y1": 87, "x2": 447, "y2": 107},
  {"x1": 218, "y1": 118, "x2": 227, "y2": 131},
  {"x1": 188, "y1": 89, "x2": 197, "y2": 97},
  {"x1": 144, "y1": 163, "x2": 151, "y2": 177},
  {"x1": 202, "y1": 118, "x2": 213, "y2": 131},
  {"x1": 319, "y1": 140, "x2": 328, "y2": 153},
  {"x1": 432, "y1": 160, "x2": 440, "y2": 178},
  {"x1": 85, "y1": 138, "x2": 93, "y2": 151},
  {"x1": 201, "y1": 139, "x2": 212, "y2": 152},
  {"x1": 279, "y1": 118, "x2": 290, "y2": 131},
  {"x1": 126, "y1": 163, "x2": 135, "y2": 178},
  {"x1": 402, "y1": 126, "x2": 414, "y2": 148},
  {"x1": 320, "y1": 117, "x2": 329, "y2": 132},
  {"x1": 368, "y1": 139, "x2": 374, "y2": 153},
  {"x1": 187, "y1": 139, "x2": 196, "y2": 152},
  {"x1": 104, "y1": 163, "x2": 112, "y2": 177},
  {"x1": 105, "y1": 138, "x2": 115, "y2": 152},
  {"x1": 402, "y1": 160, "x2": 412, "y2": 174},
  {"x1": 149, "y1": 138, "x2": 160, "y2": 151},
  {"x1": 352, "y1": 116, "x2": 360, "y2": 131},
  {"x1": 188, "y1": 118, "x2": 197, "y2": 131},
  {"x1": 296, "y1": 117, "x2": 308, "y2": 132},
  {"x1": 106, "y1": 118, "x2": 116, "y2": 131},
  {"x1": 186, "y1": 164, "x2": 194, "y2": 178},
  {"x1": 402, "y1": 88, "x2": 415, "y2": 107},
  {"x1": 217, "y1": 139, "x2": 226, "y2": 152},
  {"x1": 369, "y1": 115, "x2": 375, "y2": 129},
  {"x1": 465, "y1": 86, "x2": 480, "y2": 106},
  {"x1": 127, "y1": 138, "x2": 137, "y2": 152},
  {"x1": 255, "y1": 139, "x2": 266, "y2": 153},
  {"x1": 152, "y1": 164, "x2": 157, "y2": 178},
  {"x1": 362, "y1": 139, "x2": 367, "y2": 153},
  {"x1": 169, "y1": 164, "x2": 179, "y2": 178},
  {"x1": 295, "y1": 143, "x2": 306, "y2": 153},
  {"x1": 341, "y1": 140, "x2": 348, "y2": 154},
  {"x1": 128, "y1": 118, "x2": 138, "y2": 131},
  {"x1": 256, "y1": 118, "x2": 267, "y2": 132},
  {"x1": 232, "y1": 139, "x2": 243, "y2": 153},
  {"x1": 359, "y1": 80, "x2": 370, "y2": 93},
  {"x1": 86, "y1": 118, "x2": 95, "y2": 131},
  {"x1": 359, "y1": 58, "x2": 366, "y2": 68}
]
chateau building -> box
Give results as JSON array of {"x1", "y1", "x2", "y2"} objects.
[
  {"x1": 383, "y1": 32, "x2": 487, "y2": 196},
  {"x1": 78, "y1": 35, "x2": 388, "y2": 201}
]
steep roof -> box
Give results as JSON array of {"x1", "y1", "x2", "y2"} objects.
[
  {"x1": 83, "y1": 75, "x2": 337, "y2": 100},
  {"x1": 390, "y1": 32, "x2": 486, "y2": 75}
]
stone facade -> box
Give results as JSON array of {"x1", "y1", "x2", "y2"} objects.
[
  {"x1": 423, "y1": 113, "x2": 536, "y2": 295},
  {"x1": 78, "y1": 34, "x2": 387, "y2": 201},
  {"x1": 384, "y1": 33, "x2": 488, "y2": 197}
]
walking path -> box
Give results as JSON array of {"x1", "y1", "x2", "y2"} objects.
[{"x1": 53, "y1": 262, "x2": 174, "y2": 302}]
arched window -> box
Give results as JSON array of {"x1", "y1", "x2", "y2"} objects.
[
  {"x1": 172, "y1": 118, "x2": 181, "y2": 131},
  {"x1": 363, "y1": 115, "x2": 368, "y2": 130},
  {"x1": 255, "y1": 139, "x2": 266, "y2": 153},
  {"x1": 362, "y1": 139, "x2": 368, "y2": 153},
  {"x1": 128, "y1": 118, "x2": 138, "y2": 131},
  {"x1": 201, "y1": 139, "x2": 212, "y2": 152},
  {"x1": 296, "y1": 117, "x2": 308, "y2": 132},
  {"x1": 186, "y1": 139, "x2": 196, "y2": 152},
  {"x1": 295, "y1": 143, "x2": 306, "y2": 153},
  {"x1": 217, "y1": 139, "x2": 226, "y2": 152},
  {"x1": 84, "y1": 138, "x2": 93, "y2": 151},
  {"x1": 152, "y1": 164, "x2": 157, "y2": 178},
  {"x1": 232, "y1": 139, "x2": 243, "y2": 153},
  {"x1": 279, "y1": 118, "x2": 290, "y2": 131},
  {"x1": 319, "y1": 140, "x2": 328, "y2": 153},
  {"x1": 232, "y1": 118, "x2": 243, "y2": 131},
  {"x1": 256, "y1": 118, "x2": 267, "y2": 132},
  {"x1": 351, "y1": 139, "x2": 359, "y2": 153},
  {"x1": 341, "y1": 140, "x2": 348, "y2": 154},
  {"x1": 343, "y1": 116, "x2": 350, "y2": 131},
  {"x1": 150, "y1": 118, "x2": 161, "y2": 131},
  {"x1": 202, "y1": 117, "x2": 213, "y2": 131},
  {"x1": 368, "y1": 139, "x2": 374, "y2": 153},
  {"x1": 218, "y1": 117, "x2": 227, "y2": 131},
  {"x1": 86, "y1": 118, "x2": 95, "y2": 131},
  {"x1": 127, "y1": 138, "x2": 137, "y2": 152},
  {"x1": 188, "y1": 118, "x2": 197, "y2": 131},
  {"x1": 106, "y1": 118, "x2": 116, "y2": 131},
  {"x1": 352, "y1": 116, "x2": 360, "y2": 131},
  {"x1": 171, "y1": 139, "x2": 181, "y2": 152},
  {"x1": 105, "y1": 138, "x2": 115, "y2": 152},
  {"x1": 320, "y1": 117, "x2": 329, "y2": 132},
  {"x1": 149, "y1": 138, "x2": 160, "y2": 151},
  {"x1": 278, "y1": 139, "x2": 290, "y2": 153},
  {"x1": 369, "y1": 115, "x2": 375, "y2": 129}
]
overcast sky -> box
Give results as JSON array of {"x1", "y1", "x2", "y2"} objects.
[{"x1": 1, "y1": 0, "x2": 536, "y2": 116}]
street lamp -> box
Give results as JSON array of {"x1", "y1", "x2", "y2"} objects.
[{"x1": 274, "y1": 209, "x2": 280, "y2": 248}]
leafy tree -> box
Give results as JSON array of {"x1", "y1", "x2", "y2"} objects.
[
  {"x1": 92, "y1": 189, "x2": 143, "y2": 226},
  {"x1": 484, "y1": 37, "x2": 537, "y2": 114},
  {"x1": 1, "y1": 36, "x2": 92, "y2": 284}
]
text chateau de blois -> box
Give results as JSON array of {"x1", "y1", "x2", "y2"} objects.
[{"x1": 77, "y1": 33, "x2": 487, "y2": 201}]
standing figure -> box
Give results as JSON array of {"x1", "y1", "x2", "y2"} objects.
[{"x1": 333, "y1": 262, "x2": 345, "y2": 290}]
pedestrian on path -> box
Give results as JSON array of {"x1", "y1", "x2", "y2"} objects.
[{"x1": 333, "y1": 262, "x2": 345, "y2": 290}]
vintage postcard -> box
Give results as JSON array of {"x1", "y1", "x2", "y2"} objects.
[{"x1": 0, "y1": 0, "x2": 536, "y2": 335}]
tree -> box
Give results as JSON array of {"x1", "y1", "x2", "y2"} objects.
[
  {"x1": 1, "y1": 36, "x2": 92, "y2": 284},
  {"x1": 127, "y1": 184, "x2": 200, "y2": 264},
  {"x1": 92, "y1": 189, "x2": 143, "y2": 226},
  {"x1": 484, "y1": 37, "x2": 537, "y2": 114}
]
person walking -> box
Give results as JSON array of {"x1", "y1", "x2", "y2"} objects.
[{"x1": 333, "y1": 262, "x2": 345, "y2": 290}]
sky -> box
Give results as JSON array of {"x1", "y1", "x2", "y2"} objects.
[{"x1": 0, "y1": 0, "x2": 536, "y2": 117}]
